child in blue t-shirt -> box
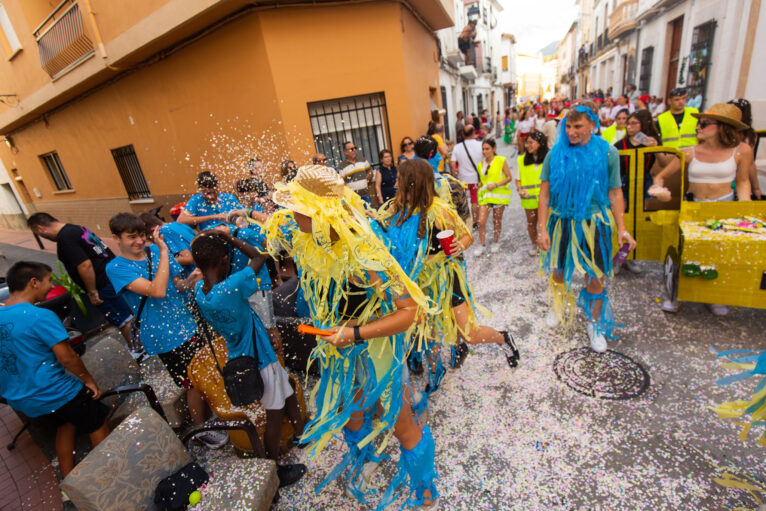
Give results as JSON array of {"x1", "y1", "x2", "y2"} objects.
[
  {"x1": 139, "y1": 212, "x2": 197, "y2": 278},
  {"x1": 106, "y1": 213, "x2": 227, "y2": 449},
  {"x1": 177, "y1": 171, "x2": 244, "y2": 230},
  {"x1": 191, "y1": 230, "x2": 306, "y2": 488},
  {"x1": 0, "y1": 261, "x2": 110, "y2": 477}
]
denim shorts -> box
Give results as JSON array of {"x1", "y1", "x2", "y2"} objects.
[{"x1": 97, "y1": 282, "x2": 133, "y2": 328}]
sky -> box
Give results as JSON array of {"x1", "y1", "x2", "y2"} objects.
[{"x1": 499, "y1": 0, "x2": 579, "y2": 56}]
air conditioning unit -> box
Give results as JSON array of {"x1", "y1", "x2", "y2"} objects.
[{"x1": 459, "y1": 65, "x2": 478, "y2": 80}]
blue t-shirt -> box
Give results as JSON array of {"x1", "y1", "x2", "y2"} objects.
[
  {"x1": 160, "y1": 222, "x2": 197, "y2": 276},
  {"x1": 539, "y1": 145, "x2": 622, "y2": 212},
  {"x1": 106, "y1": 245, "x2": 197, "y2": 355},
  {"x1": 194, "y1": 267, "x2": 277, "y2": 369},
  {"x1": 183, "y1": 193, "x2": 243, "y2": 230},
  {"x1": 0, "y1": 304, "x2": 83, "y2": 417},
  {"x1": 231, "y1": 226, "x2": 271, "y2": 291}
]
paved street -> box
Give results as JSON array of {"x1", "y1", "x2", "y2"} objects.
[{"x1": 272, "y1": 141, "x2": 766, "y2": 510}]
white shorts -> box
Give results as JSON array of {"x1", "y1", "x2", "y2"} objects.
[
  {"x1": 260, "y1": 361, "x2": 294, "y2": 410},
  {"x1": 248, "y1": 289, "x2": 276, "y2": 329}
]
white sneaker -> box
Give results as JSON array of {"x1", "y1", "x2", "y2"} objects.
[
  {"x1": 473, "y1": 245, "x2": 485, "y2": 256},
  {"x1": 707, "y1": 303, "x2": 729, "y2": 316},
  {"x1": 624, "y1": 260, "x2": 643, "y2": 274},
  {"x1": 194, "y1": 430, "x2": 229, "y2": 449},
  {"x1": 545, "y1": 308, "x2": 560, "y2": 328},
  {"x1": 589, "y1": 327, "x2": 607, "y2": 353},
  {"x1": 661, "y1": 299, "x2": 679, "y2": 313},
  {"x1": 490, "y1": 243, "x2": 500, "y2": 253},
  {"x1": 527, "y1": 247, "x2": 537, "y2": 257},
  {"x1": 586, "y1": 321, "x2": 594, "y2": 339}
]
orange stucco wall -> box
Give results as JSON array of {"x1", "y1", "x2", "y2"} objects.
[{"x1": 0, "y1": 2, "x2": 441, "y2": 236}]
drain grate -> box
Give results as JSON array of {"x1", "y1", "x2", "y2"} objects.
[{"x1": 553, "y1": 347, "x2": 650, "y2": 400}]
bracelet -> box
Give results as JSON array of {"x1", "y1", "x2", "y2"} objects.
[
  {"x1": 87, "y1": 290, "x2": 98, "y2": 296},
  {"x1": 353, "y1": 325, "x2": 363, "y2": 343}
]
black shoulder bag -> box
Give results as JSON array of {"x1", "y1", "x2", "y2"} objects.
[
  {"x1": 128, "y1": 247, "x2": 152, "y2": 352},
  {"x1": 197, "y1": 305, "x2": 264, "y2": 407}
]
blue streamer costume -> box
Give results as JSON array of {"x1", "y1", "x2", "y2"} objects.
[{"x1": 542, "y1": 106, "x2": 621, "y2": 339}]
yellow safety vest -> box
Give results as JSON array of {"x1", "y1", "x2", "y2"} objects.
[
  {"x1": 657, "y1": 108, "x2": 698, "y2": 148},
  {"x1": 601, "y1": 124, "x2": 625, "y2": 144},
  {"x1": 477, "y1": 156, "x2": 511, "y2": 206},
  {"x1": 517, "y1": 155, "x2": 542, "y2": 210}
]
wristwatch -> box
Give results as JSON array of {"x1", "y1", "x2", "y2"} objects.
[{"x1": 353, "y1": 325, "x2": 364, "y2": 344}]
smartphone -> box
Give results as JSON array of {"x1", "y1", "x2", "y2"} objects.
[{"x1": 633, "y1": 131, "x2": 651, "y2": 145}]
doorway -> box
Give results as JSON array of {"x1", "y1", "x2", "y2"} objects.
[{"x1": 665, "y1": 16, "x2": 684, "y2": 101}]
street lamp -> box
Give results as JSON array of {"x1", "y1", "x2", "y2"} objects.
[{"x1": 467, "y1": 5, "x2": 480, "y2": 23}]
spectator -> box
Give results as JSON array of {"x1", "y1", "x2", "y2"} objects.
[
  {"x1": 656, "y1": 87, "x2": 698, "y2": 148},
  {"x1": 0, "y1": 261, "x2": 110, "y2": 478},
  {"x1": 376, "y1": 149, "x2": 398, "y2": 204},
  {"x1": 516, "y1": 108, "x2": 535, "y2": 153},
  {"x1": 727, "y1": 98, "x2": 762, "y2": 199},
  {"x1": 651, "y1": 96, "x2": 666, "y2": 118},
  {"x1": 177, "y1": 172, "x2": 243, "y2": 230},
  {"x1": 398, "y1": 136, "x2": 416, "y2": 164},
  {"x1": 450, "y1": 125, "x2": 483, "y2": 228},
  {"x1": 503, "y1": 108, "x2": 515, "y2": 145},
  {"x1": 637, "y1": 94, "x2": 651, "y2": 111},
  {"x1": 248, "y1": 157, "x2": 264, "y2": 177},
  {"x1": 27, "y1": 213, "x2": 135, "y2": 352},
  {"x1": 311, "y1": 153, "x2": 329, "y2": 166},
  {"x1": 626, "y1": 84, "x2": 640, "y2": 106},
  {"x1": 106, "y1": 213, "x2": 227, "y2": 448},
  {"x1": 513, "y1": 131, "x2": 548, "y2": 256},
  {"x1": 534, "y1": 105, "x2": 546, "y2": 131},
  {"x1": 458, "y1": 20, "x2": 478, "y2": 64},
  {"x1": 280, "y1": 159, "x2": 298, "y2": 183},
  {"x1": 599, "y1": 97, "x2": 613, "y2": 127},
  {"x1": 455, "y1": 111, "x2": 466, "y2": 142},
  {"x1": 426, "y1": 122, "x2": 450, "y2": 174},
  {"x1": 337, "y1": 141, "x2": 373, "y2": 203},
  {"x1": 602, "y1": 109, "x2": 629, "y2": 143},
  {"x1": 610, "y1": 95, "x2": 635, "y2": 119}
]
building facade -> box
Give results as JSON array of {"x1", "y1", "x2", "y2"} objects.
[
  {"x1": 557, "y1": 22, "x2": 578, "y2": 98},
  {"x1": 436, "y1": 0, "x2": 513, "y2": 141},
  {"x1": 0, "y1": 0, "x2": 453, "y2": 236}
]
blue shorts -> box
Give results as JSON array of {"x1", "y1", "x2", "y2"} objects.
[{"x1": 97, "y1": 283, "x2": 133, "y2": 328}]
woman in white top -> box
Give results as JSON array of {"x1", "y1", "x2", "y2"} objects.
[
  {"x1": 515, "y1": 108, "x2": 535, "y2": 153},
  {"x1": 652, "y1": 103, "x2": 753, "y2": 316}
]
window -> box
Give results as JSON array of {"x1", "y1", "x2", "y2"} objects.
[
  {"x1": 687, "y1": 20, "x2": 716, "y2": 110},
  {"x1": 638, "y1": 46, "x2": 654, "y2": 93},
  {"x1": 111, "y1": 145, "x2": 152, "y2": 200},
  {"x1": 0, "y1": 1, "x2": 22, "y2": 57},
  {"x1": 39, "y1": 152, "x2": 72, "y2": 191},
  {"x1": 307, "y1": 93, "x2": 390, "y2": 169},
  {"x1": 502, "y1": 55, "x2": 508, "y2": 71}
]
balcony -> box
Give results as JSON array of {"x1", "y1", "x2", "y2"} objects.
[
  {"x1": 33, "y1": 0, "x2": 94, "y2": 78},
  {"x1": 459, "y1": 65, "x2": 478, "y2": 80},
  {"x1": 609, "y1": 0, "x2": 638, "y2": 40},
  {"x1": 446, "y1": 49, "x2": 463, "y2": 67}
]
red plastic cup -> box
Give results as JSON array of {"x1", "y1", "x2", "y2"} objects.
[{"x1": 436, "y1": 230, "x2": 456, "y2": 255}]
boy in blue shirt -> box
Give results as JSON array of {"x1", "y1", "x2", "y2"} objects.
[
  {"x1": 235, "y1": 177, "x2": 276, "y2": 214},
  {"x1": 191, "y1": 230, "x2": 306, "y2": 488},
  {"x1": 177, "y1": 172, "x2": 243, "y2": 230},
  {"x1": 139, "y1": 212, "x2": 196, "y2": 278},
  {"x1": 105, "y1": 213, "x2": 227, "y2": 449},
  {"x1": 0, "y1": 261, "x2": 109, "y2": 477}
]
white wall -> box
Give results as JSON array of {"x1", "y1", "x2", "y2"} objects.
[{"x1": 745, "y1": 0, "x2": 766, "y2": 125}]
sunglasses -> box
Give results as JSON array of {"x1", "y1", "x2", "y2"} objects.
[
  {"x1": 345, "y1": 147, "x2": 357, "y2": 151},
  {"x1": 404, "y1": 142, "x2": 414, "y2": 147},
  {"x1": 698, "y1": 120, "x2": 719, "y2": 129},
  {"x1": 314, "y1": 158, "x2": 328, "y2": 164}
]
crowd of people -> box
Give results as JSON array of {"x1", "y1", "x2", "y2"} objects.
[{"x1": 0, "y1": 85, "x2": 762, "y2": 509}]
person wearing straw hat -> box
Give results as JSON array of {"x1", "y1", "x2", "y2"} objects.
[
  {"x1": 263, "y1": 165, "x2": 438, "y2": 509},
  {"x1": 652, "y1": 102, "x2": 753, "y2": 316}
]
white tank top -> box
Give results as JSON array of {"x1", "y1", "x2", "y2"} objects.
[{"x1": 687, "y1": 147, "x2": 738, "y2": 184}]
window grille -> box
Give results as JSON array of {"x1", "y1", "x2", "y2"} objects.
[
  {"x1": 307, "y1": 93, "x2": 391, "y2": 169},
  {"x1": 39, "y1": 151, "x2": 72, "y2": 191},
  {"x1": 638, "y1": 46, "x2": 653, "y2": 94},
  {"x1": 687, "y1": 20, "x2": 716, "y2": 110},
  {"x1": 111, "y1": 145, "x2": 152, "y2": 200}
]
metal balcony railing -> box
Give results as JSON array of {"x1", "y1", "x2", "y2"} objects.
[
  {"x1": 609, "y1": 0, "x2": 638, "y2": 39},
  {"x1": 33, "y1": 0, "x2": 94, "y2": 78}
]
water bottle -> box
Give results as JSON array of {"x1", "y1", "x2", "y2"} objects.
[{"x1": 613, "y1": 243, "x2": 631, "y2": 266}]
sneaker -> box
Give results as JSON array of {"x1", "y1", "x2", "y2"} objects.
[
  {"x1": 500, "y1": 331, "x2": 519, "y2": 368},
  {"x1": 707, "y1": 303, "x2": 729, "y2": 316},
  {"x1": 425, "y1": 364, "x2": 446, "y2": 394},
  {"x1": 194, "y1": 430, "x2": 228, "y2": 449},
  {"x1": 589, "y1": 326, "x2": 607, "y2": 353},
  {"x1": 586, "y1": 321, "x2": 594, "y2": 340},
  {"x1": 527, "y1": 247, "x2": 537, "y2": 257},
  {"x1": 613, "y1": 263, "x2": 621, "y2": 276},
  {"x1": 660, "y1": 299, "x2": 679, "y2": 313},
  {"x1": 490, "y1": 243, "x2": 500, "y2": 253},
  {"x1": 624, "y1": 260, "x2": 643, "y2": 274},
  {"x1": 545, "y1": 308, "x2": 560, "y2": 328},
  {"x1": 61, "y1": 491, "x2": 70, "y2": 503},
  {"x1": 278, "y1": 463, "x2": 307, "y2": 488},
  {"x1": 450, "y1": 342, "x2": 469, "y2": 369},
  {"x1": 473, "y1": 245, "x2": 485, "y2": 256}
]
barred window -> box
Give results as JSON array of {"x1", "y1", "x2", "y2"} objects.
[
  {"x1": 39, "y1": 151, "x2": 72, "y2": 191},
  {"x1": 111, "y1": 145, "x2": 152, "y2": 200}
]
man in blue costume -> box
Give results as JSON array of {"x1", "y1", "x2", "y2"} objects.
[{"x1": 537, "y1": 101, "x2": 636, "y2": 352}]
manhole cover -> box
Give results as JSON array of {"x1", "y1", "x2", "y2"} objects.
[{"x1": 553, "y1": 347, "x2": 650, "y2": 400}]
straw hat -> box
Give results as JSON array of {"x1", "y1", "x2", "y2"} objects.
[
  {"x1": 691, "y1": 103, "x2": 748, "y2": 130},
  {"x1": 272, "y1": 164, "x2": 345, "y2": 215}
]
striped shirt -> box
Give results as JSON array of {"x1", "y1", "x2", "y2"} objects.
[{"x1": 338, "y1": 160, "x2": 371, "y2": 194}]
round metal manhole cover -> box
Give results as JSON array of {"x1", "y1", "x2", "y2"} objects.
[{"x1": 553, "y1": 347, "x2": 650, "y2": 400}]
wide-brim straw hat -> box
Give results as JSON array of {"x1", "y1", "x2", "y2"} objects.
[
  {"x1": 272, "y1": 164, "x2": 346, "y2": 216},
  {"x1": 691, "y1": 103, "x2": 748, "y2": 130}
]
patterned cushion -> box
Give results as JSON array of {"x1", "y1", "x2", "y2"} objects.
[{"x1": 61, "y1": 407, "x2": 191, "y2": 511}]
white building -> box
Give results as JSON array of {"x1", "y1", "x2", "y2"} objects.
[
  {"x1": 437, "y1": 0, "x2": 514, "y2": 140},
  {"x1": 557, "y1": 22, "x2": 579, "y2": 97}
]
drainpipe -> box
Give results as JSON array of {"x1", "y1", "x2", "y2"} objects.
[{"x1": 81, "y1": 0, "x2": 121, "y2": 70}]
